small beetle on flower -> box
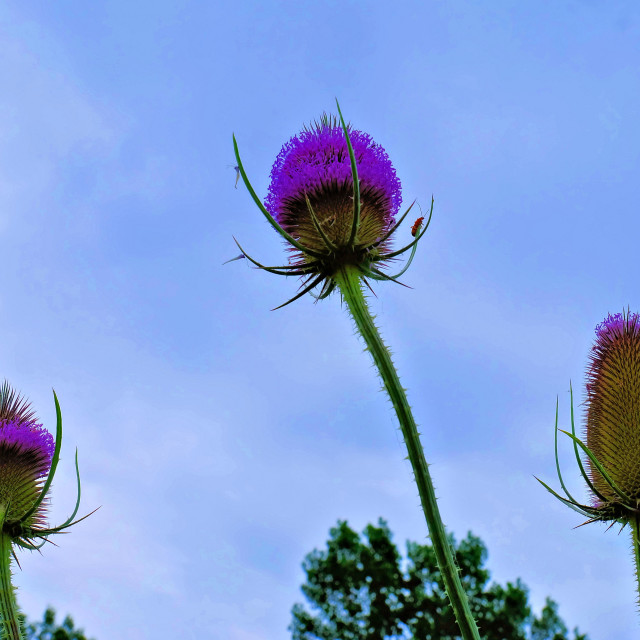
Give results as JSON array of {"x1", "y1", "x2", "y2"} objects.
[{"x1": 411, "y1": 214, "x2": 425, "y2": 237}]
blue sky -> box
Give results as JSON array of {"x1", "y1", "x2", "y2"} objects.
[{"x1": 1, "y1": 1, "x2": 639, "y2": 638}]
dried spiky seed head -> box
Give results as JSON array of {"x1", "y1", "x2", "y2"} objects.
[{"x1": 586, "y1": 311, "x2": 640, "y2": 505}]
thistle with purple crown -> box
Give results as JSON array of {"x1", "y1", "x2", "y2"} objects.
[
  {"x1": 0, "y1": 382, "x2": 90, "y2": 640},
  {"x1": 229, "y1": 102, "x2": 481, "y2": 640},
  {"x1": 538, "y1": 310, "x2": 640, "y2": 609}
]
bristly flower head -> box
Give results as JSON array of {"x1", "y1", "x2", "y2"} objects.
[
  {"x1": 585, "y1": 310, "x2": 640, "y2": 519},
  {"x1": 229, "y1": 101, "x2": 432, "y2": 309},
  {"x1": 265, "y1": 115, "x2": 402, "y2": 254},
  {"x1": 0, "y1": 383, "x2": 53, "y2": 528},
  {"x1": 0, "y1": 420, "x2": 53, "y2": 526},
  {"x1": 537, "y1": 310, "x2": 640, "y2": 529},
  {"x1": 0, "y1": 382, "x2": 92, "y2": 554}
]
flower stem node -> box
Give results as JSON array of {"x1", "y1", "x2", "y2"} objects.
[{"x1": 230, "y1": 100, "x2": 432, "y2": 309}]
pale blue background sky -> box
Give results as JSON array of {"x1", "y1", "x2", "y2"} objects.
[{"x1": 1, "y1": 1, "x2": 639, "y2": 638}]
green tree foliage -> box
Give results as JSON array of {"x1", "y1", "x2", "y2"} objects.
[
  {"x1": 22, "y1": 607, "x2": 94, "y2": 640},
  {"x1": 291, "y1": 520, "x2": 587, "y2": 640}
]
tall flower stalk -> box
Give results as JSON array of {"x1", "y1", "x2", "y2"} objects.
[
  {"x1": 0, "y1": 382, "x2": 90, "y2": 640},
  {"x1": 538, "y1": 310, "x2": 640, "y2": 611},
  {"x1": 230, "y1": 102, "x2": 481, "y2": 640}
]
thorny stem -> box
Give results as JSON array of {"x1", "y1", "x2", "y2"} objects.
[
  {"x1": 632, "y1": 515, "x2": 640, "y2": 612},
  {"x1": 334, "y1": 264, "x2": 481, "y2": 640},
  {"x1": 0, "y1": 507, "x2": 23, "y2": 640}
]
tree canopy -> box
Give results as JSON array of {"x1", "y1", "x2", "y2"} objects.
[
  {"x1": 23, "y1": 607, "x2": 94, "y2": 640},
  {"x1": 291, "y1": 519, "x2": 587, "y2": 640}
]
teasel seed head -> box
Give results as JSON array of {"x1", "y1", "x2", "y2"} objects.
[
  {"x1": 585, "y1": 311, "x2": 640, "y2": 515},
  {"x1": 537, "y1": 310, "x2": 640, "y2": 528}
]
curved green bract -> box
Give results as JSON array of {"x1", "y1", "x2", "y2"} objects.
[
  {"x1": 310, "y1": 280, "x2": 336, "y2": 301},
  {"x1": 57, "y1": 449, "x2": 82, "y2": 529},
  {"x1": 381, "y1": 197, "x2": 434, "y2": 260},
  {"x1": 335, "y1": 100, "x2": 360, "y2": 247},
  {"x1": 233, "y1": 238, "x2": 318, "y2": 277},
  {"x1": 370, "y1": 201, "x2": 416, "y2": 250},
  {"x1": 566, "y1": 384, "x2": 609, "y2": 504},
  {"x1": 568, "y1": 383, "x2": 594, "y2": 489},
  {"x1": 383, "y1": 242, "x2": 419, "y2": 280},
  {"x1": 305, "y1": 196, "x2": 338, "y2": 252},
  {"x1": 232, "y1": 135, "x2": 325, "y2": 259},
  {"x1": 359, "y1": 268, "x2": 391, "y2": 282},
  {"x1": 14, "y1": 393, "x2": 93, "y2": 541},
  {"x1": 553, "y1": 398, "x2": 581, "y2": 506},
  {"x1": 271, "y1": 274, "x2": 326, "y2": 311},
  {"x1": 560, "y1": 430, "x2": 632, "y2": 506},
  {"x1": 367, "y1": 266, "x2": 411, "y2": 288},
  {"x1": 534, "y1": 476, "x2": 596, "y2": 518},
  {"x1": 20, "y1": 391, "x2": 62, "y2": 523},
  {"x1": 36, "y1": 505, "x2": 100, "y2": 538},
  {"x1": 13, "y1": 537, "x2": 46, "y2": 551}
]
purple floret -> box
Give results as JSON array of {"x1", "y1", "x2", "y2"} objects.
[
  {"x1": 0, "y1": 419, "x2": 54, "y2": 477},
  {"x1": 594, "y1": 312, "x2": 640, "y2": 343},
  {"x1": 265, "y1": 121, "x2": 402, "y2": 224}
]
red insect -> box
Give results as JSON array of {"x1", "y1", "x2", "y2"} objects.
[{"x1": 411, "y1": 216, "x2": 425, "y2": 237}]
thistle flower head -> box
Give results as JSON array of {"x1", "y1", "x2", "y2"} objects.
[
  {"x1": 0, "y1": 383, "x2": 53, "y2": 526},
  {"x1": 0, "y1": 382, "x2": 92, "y2": 552},
  {"x1": 230, "y1": 101, "x2": 432, "y2": 308},
  {"x1": 537, "y1": 310, "x2": 640, "y2": 528},
  {"x1": 584, "y1": 311, "x2": 640, "y2": 517},
  {"x1": 265, "y1": 115, "x2": 402, "y2": 257}
]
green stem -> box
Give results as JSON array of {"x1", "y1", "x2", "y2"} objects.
[
  {"x1": 0, "y1": 508, "x2": 23, "y2": 640},
  {"x1": 334, "y1": 265, "x2": 481, "y2": 640},
  {"x1": 632, "y1": 515, "x2": 640, "y2": 611}
]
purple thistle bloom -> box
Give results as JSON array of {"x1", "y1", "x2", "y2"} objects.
[
  {"x1": 0, "y1": 419, "x2": 54, "y2": 478},
  {"x1": 594, "y1": 311, "x2": 640, "y2": 342},
  {"x1": 0, "y1": 384, "x2": 55, "y2": 529},
  {"x1": 266, "y1": 118, "x2": 402, "y2": 225},
  {"x1": 264, "y1": 116, "x2": 403, "y2": 261},
  {"x1": 231, "y1": 105, "x2": 431, "y2": 308}
]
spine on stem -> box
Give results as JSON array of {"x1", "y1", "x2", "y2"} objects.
[{"x1": 334, "y1": 264, "x2": 481, "y2": 640}]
